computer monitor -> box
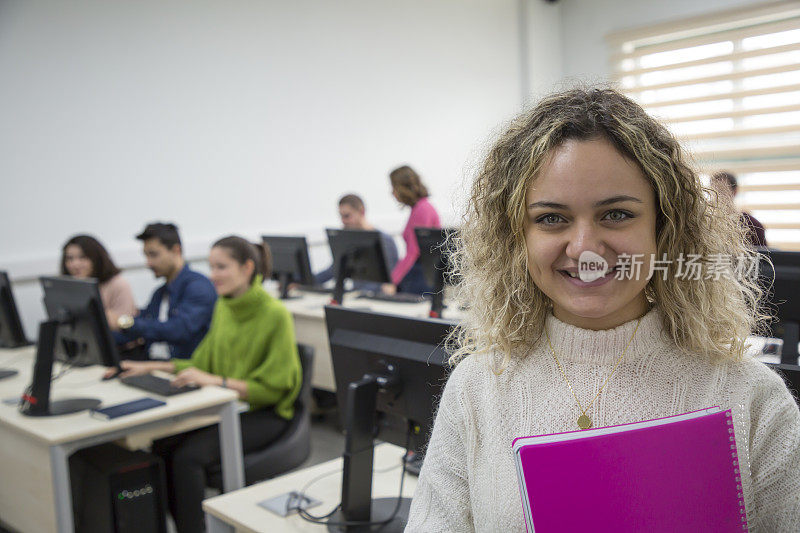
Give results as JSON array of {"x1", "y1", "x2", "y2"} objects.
[
  {"x1": 325, "y1": 305, "x2": 456, "y2": 531},
  {"x1": 326, "y1": 229, "x2": 392, "y2": 305},
  {"x1": 20, "y1": 319, "x2": 103, "y2": 417},
  {"x1": 262, "y1": 235, "x2": 316, "y2": 299},
  {"x1": 0, "y1": 271, "x2": 30, "y2": 348},
  {"x1": 40, "y1": 277, "x2": 122, "y2": 368},
  {"x1": 758, "y1": 250, "x2": 800, "y2": 365},
  {"x1": 765, "y1": 363, "x2": 800, "y2": 410},
  {"x1": 414, "y1": 227, "x2": 458, "y2": 318}
]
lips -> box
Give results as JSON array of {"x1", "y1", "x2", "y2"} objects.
[
  {"x1": 558, "y1": 265, "x2": 620, "y2": 288},
  {"x1": 559, "y1": 265, "x2": 620, "y2": 278}
]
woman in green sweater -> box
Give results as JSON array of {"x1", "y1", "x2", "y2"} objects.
[{"x1": 110, "y1": 236, "x2": 301, "y2": 532}]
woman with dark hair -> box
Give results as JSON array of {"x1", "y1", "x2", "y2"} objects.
[
  {"x1": 60, "y1": 234, "x2": 137, "y2": 318},
  {"x1": 387, "y1": 165, "x2": 441, "y2": 294},
  {"x1": 105, "y1": 235, "x2": 300, "y2": 533}
]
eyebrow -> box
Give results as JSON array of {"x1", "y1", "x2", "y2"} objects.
[{"x1": 527, "y1": 195, "x2": 643, "y2": 210}]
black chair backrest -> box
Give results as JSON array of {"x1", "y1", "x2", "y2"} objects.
[
  {"x1": 766, "y1": 362, "x2": 800, "y2": 409},
  {"x1": 295, "y1": 344, "x2": 314, "y2": 410}
]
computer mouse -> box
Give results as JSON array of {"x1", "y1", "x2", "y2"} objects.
[{"x1": 101, "y1": 372, "x2": 119, "y2": 381}]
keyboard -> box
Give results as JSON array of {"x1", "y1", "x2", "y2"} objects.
[
  {"x1": 296, "y1": 285, "x2": 333, "y2": 295},
  {"x1": 357, "y1": 291, "x2": 429, "y2": 304},
  {"x1": 120, "y1": 374, "x2": 200, "y2": 396}
]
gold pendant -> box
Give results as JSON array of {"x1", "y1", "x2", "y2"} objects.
[{"x1": 577, "y1": 414, "x2": 592, "y2": 429}]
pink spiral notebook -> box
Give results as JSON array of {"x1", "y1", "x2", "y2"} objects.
[{"x1": 512, "y1": 407, "x2": 747, "y2": 533}]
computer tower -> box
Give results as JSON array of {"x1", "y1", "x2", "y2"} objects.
[{"x1": 69, "y1": 443, "x2": 168, "y2": 533}]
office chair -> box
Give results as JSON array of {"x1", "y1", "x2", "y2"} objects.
[
  {"x1": 206, "y1": 344, "x2": 315, "y2": 488},
  {"x1": 766, "y1": 362, "x2": 800, "y2": 411}
]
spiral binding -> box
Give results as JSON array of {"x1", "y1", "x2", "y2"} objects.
[{"x1": 726, "y1": 410, "x2": 749, "y2": 532}]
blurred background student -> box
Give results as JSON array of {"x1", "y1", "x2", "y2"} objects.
[
  {"x1": 386, "y1": 165, "x2": 441, "y2": 295},
  {"x1": 107, "y1": 236, "x2": 301, "y2": 533},
  {"x1": 61, "y1": 234, "x2": 137, "y2": 320},
  {"x1": 314, "y1": 193, "x2": 399, "y2": 292},
  {"x1": 711, "y1": 170, "x2": 767, "y2": 248},
  {"x1": 110, "y1": 222, "x2": 217, "y2": 360}
]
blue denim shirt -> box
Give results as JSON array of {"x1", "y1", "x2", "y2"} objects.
[
  {"x1": 314, "y1": 231, "x2": 399, "y2": 292},
  {"x1": 115, "y1": 265, "x2": 216, "y2": 358}
]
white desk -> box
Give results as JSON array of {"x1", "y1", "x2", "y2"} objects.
[
  {"x1": 203, "y1": 443, "x2": 416, "y2": 533},
  {"x1": 281, "y1": 290, "x2": 791, "y2": 392},
  {"x1": 0, "y1": 346, "x2": 245, "y2": 533},
  {"x1": 283, "y1": 291, "x2": 454, "y2": 392}
]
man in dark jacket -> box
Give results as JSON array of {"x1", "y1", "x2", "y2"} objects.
[{"x1": 109, "y1": 222, "x2": 216, "y2": 359}]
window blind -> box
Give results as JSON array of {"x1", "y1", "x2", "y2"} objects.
[{"x1": 608, "y1": 1, "x2": 800, "y2": 250}]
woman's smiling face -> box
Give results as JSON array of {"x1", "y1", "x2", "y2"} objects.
[{"x1": 524, "y1": 137, "x2": 658, "y2": 330}]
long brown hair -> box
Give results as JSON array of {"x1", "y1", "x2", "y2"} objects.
[
  {"x1": 390, "y1": 165, "x2": 429, "y2": 206},
  {"x1": 60, "y1": 235, "x2": 121, "y2": 283}
]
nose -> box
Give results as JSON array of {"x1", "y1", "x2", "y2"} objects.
[{"x1": 565, "y1": 221, "x2": 607, "y2": 260}]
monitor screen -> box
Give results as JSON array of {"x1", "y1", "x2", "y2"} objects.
[
  {"x1": 0, "y1": 271, "x2": 29, "y2": 347},
  {"x1": 262, "y1": 235, "x2": 315, "y2": 298},
  {"x1": 40, "y1": 276, "x2": 121, "y2": 368},
  {"x1": 760, "y1": 250, "x2": 800, "y2": 321},
  {"x1": 326, "y1": 305, "x2": 455, "y2": 452},
  {"x1": 326, "y1": 228, "x2": 392, "y2": 285},
  {"x1": 262, "y1": 235, "x2": 315, "y2": 285},
  {"x1": 758, "y1": 250, "x2": 800, "y2": 364},
  {"x1": 414, "y1": 227, "x2": 458, "y2": 289},
  {"x1": 326, "y1": 228, "x2": 392, "y2": 304}
]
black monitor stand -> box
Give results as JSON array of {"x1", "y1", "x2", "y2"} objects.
[
  {"x1": 778, "y1": 320, "x2": 799, "y2": 365},
  {"x1": 331, "y1": 255, "x2": 349, "y2": 306},
  {"x1": 327, "y1": 371, "x2": 410, "y2": 532},
  {"x1": 21, "y1": 320, "x2": 101, "y2": 417},
  {"x1": 276, "y1": 272, "x2": 301, "y2": 300},
  {"x1": 429, "y1": 257, "x2": 447, "y2": 319},
  {"x1": 0, "y1": 292, "x2": 30, "y2": 379}
]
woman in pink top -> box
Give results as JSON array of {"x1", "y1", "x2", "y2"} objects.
[
  {"x1": 388, "y1": 165, "x2": 441, "y2": 294},
  {"x1": 61, "y1": 235, "x2": 138, "y2": 319}
]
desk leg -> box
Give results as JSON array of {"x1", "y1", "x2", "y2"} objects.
[
  {"x1": 205, "y1": 512, "x2": 235, "y2": 533},
  {"x1": 218, "y1": 400, "x2": 244, "y2": 492},
  {"x1": 50, "y1": 445, "x2": 75, "y2": 533}
]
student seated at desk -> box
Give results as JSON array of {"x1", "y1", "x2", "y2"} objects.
[
  {"x1": 384, "y1": 165, "x2": 441, "y2": 295},
  {"x1": 109, "y1": 222, "x2": 216, "y2": 359},
  {"x1": 314, "y1": 193, "x2": 399, "y2": 292},
  {"x1": 406, "y1": 88, "x2": 800, "y2": 531},
  {"x1": 711, "y1": 170, "x2": 768, "y2": 248},
  {"x1": 61, "y1": 234, "x2": 137, "y2": 318},
  {"x1": 107, "y1": 236, "x2": 302, "y2": 533}
]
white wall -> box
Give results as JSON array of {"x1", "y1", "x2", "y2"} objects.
[
  {"x1": 0, "y1": 0, "x2": 564, "y2": 335},
  {"x1": 521, "y1": 0, "x2": 563, "y2": 105},
  {"x1": 559, "y1": 0, "x2": 771, "y2": 80}
]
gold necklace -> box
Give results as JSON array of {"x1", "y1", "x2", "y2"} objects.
[{"x1": 545, "y1": 317, "x2": 642, "y2": 430}]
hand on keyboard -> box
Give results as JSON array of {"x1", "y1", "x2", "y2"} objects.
[{"x1": 172, "y1": 367, "x2": 222, "y2": 388}]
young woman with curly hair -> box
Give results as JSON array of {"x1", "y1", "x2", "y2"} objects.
[{"x1": 405, "y1": 88, "x2": 800, "y2": 532}]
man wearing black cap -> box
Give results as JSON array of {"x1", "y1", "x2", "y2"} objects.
[{"x1": 108, "y1": 222, "x2": 216, "y2": 359}]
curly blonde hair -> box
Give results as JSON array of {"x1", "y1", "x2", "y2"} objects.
[{"x1": 448, "y1": 86, "x2": 769, "y2": 368}]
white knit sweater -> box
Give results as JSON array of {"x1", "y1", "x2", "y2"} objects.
[{"x1": 405, "y1": 308, "x2": 800, "y2": 532}]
